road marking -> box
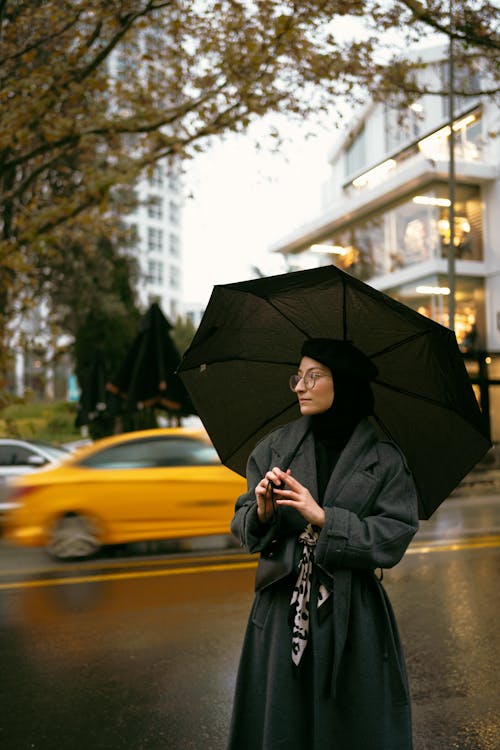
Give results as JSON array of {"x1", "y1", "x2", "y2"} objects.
[
  {"x1": 407, "y1": 534, "x2": 500, "y2": 554},
  {"x1": 0, "y1": 560, "x2": 258, "y2": 590},
  {"x1": 0, "y1": 550, "x2": 248, "y2": 579},
  {"x1": 0, "y1": 535, "x2": 498, "y2": 591}
]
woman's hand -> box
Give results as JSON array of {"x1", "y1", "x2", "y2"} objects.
[
  {"x1": 266, "y1": 467, "x2": 326, "y2": 528},
  {"x1": 255, "y1": 467, "x2": 291, "y2": 523}
]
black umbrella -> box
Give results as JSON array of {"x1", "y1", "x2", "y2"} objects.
[
  {"x1": 108, "y1": 303, "x2": 194, "y2": 416},
  {"x1": 179, "y1": 266, "x2": 491, "y2": 519},
  {"x1": 75, "y1": 350, "x2": 109, "y2": 428}
]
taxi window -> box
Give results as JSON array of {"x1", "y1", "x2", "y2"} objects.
[{"x1": 77, "y1": 437, "x2": 220, "y2": 469}]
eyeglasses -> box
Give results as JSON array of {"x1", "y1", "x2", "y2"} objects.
[{"x1": 289, "y1": 372, "x2": 328, "y2": 392}]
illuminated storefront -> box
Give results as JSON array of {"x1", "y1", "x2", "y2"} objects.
[{"x1": 326, "y1": 183, "x2": 483, "y2": 278}]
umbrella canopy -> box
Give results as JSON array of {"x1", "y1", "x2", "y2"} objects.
[
  {"x1": 75, "y1": 350, "x2": 109, "y2": 427},
  {"x1": 179, "y1": 266, "x2": 491, "y2": 519},
  {"x1": 108, "y1": 303, "x2": 194, "y2": 415}
]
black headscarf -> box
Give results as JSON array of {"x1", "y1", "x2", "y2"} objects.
[{"x1": 300, "y1": 338, "x2": 378, "y2": 500}]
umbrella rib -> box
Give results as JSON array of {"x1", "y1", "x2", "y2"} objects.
[
  {"x1": 375, "y1": 379, "x2": 451, "y2": 409},
  {"x1": 263, "y1": 271, "x2": 348, "y2": 340},
  {"x1": 261, "y1": 297, "x2": 312, "y2": 338},
  {"x1": 368, "y1": 330, "x2": 430, "y2": 360},
  {"x1": 375, "y1": 379, "x2": 484, "y2": 426},
  {"x1": 220, "y1": 400, "x2": 297, "y2": 465},
  {"x1": 182, "y1": 355, "x2": 298, "y2": 370}
]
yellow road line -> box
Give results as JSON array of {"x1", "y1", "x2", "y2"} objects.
[
  {"x1": 0, "y1": 560, "x2": 258, "y2": 591},
  {"x1": 0, "y1": 535, "x2": 498, "y2": 591},
  {"x1": 408, "y1": 534, "x2": 500, "y2": 554},
  {"x1": 0, "y1": 551, "x2": 250, "y2": 579}
]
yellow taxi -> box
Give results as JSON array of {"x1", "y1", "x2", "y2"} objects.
[{"x1": 2, "y1": 428, "x2": 247, "y2": 560}]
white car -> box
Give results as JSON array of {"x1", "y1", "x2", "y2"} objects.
[{"x1": 0, "y1": 439, "x2": 69, "y2": 518}]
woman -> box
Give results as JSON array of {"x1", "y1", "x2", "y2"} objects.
[{"x1": 227, "y1": 338, "x2": 419, "y2": 750}]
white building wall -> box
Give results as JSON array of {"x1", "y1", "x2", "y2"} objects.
[{"x1": 128, "y1": 161, "x2": 184, "y2": 323}]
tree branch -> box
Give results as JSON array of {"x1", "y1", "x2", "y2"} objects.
[{"x1": 399, "y1": 0, "x2": 500, "y2": 51}]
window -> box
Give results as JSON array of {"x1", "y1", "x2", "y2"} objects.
[
  {"x1": 384, "y1": 103, "x2": 423, "y2": 153},
  {"x1": 169, "y1": 201, "x2": 180, "y2": 225},
  {"x1": 147, "y1": 227, "x2": 163, "y2": 253},
  {"x1": 418, "y1": 110, "x2": 483, "y2": 163},
  {"x1": 169, "y1": 265, "x2": 180, "y2": 288},
  {"x1": 147, "y1": 260, "x2": 164, "y2": 285},
  {"x1": 344, "y1": 126, "x2": 366, "y2": 178},
  {"x1": 149, "y1": 165, "x2": 164, "y2": 189},
  {"x1": 328, "y1": 182, "x2": 483, "y2": 281},
  {"x1": 147, "y1": 196, "x2": 163, "y2": 220},
  {"x1": 390, "y1": 275, "x2": 485, "y2": 350},
  {"x1": 440, "y1": 61, "x2": 482, "y2": 118},
  {"x1": 0, "y1": 445, "x2": 44, "y2": 466},
  {"x1": 169, "y1": 233, "x2": 180, "y2": 257},
  {"x1": 168, "y1": 171, "x2": 179, "y2": 191},
  {"x1": 78, "y1": 437, "x2": 220, "y2": 469}
]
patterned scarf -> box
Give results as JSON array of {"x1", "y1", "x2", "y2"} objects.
[{"x1": 290, "y1": 523, "x2": 331, "y2": 666}]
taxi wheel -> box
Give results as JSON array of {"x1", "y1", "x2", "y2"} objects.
[{"x1": 48, "y1": 513, "x2": 101, "y2": 560}]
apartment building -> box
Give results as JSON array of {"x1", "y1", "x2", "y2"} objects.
[{"x1": 124, "y1": 161, "x2": 183, "y2": 321}]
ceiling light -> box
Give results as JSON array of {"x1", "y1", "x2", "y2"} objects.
[
  {"x1": 310, "y1": 244, "x2": 348, "y2": 256},
  {"x1": 416, "y1": 286, "x2": 451, "y2": 295},
  {"x1": 413, "y1": 196, "x2": 451, "y2": 207}
]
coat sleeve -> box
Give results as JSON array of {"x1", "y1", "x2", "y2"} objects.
[
  {"x1": 315, "y1": 442, "x2": 419, "y2": 573},
  {"x1": 230, "y1": 433, "x2": 281, "y2": 553}
]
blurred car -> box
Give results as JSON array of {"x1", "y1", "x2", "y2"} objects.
[
  {"x1": 2, "y1": 428, "x2": 246, "y2": 560},
  {"x1": 61, "y1": 438, "x2": 93, "y2": 452},
  {"x1": 0, "y1": 439, "x2": 70, "y2": 517}
]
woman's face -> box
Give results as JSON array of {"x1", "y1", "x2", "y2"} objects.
[{"x1": 293, "y1": 356, "x2": 334, "y2": 415}]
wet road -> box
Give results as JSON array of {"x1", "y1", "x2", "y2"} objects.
[{"x1": 0, "y1": 493, "x2": 499, "y2": 750}]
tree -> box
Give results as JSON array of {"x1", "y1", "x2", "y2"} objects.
[
  {"x1": 1, "y1": 0, "x2": 498, "y2": 361},
  {"x1": 171, "y1": 314, "x2": 197, "y2": 357}
]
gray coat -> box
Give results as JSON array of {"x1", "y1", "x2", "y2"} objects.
[{"x1": 228, "y1": 416, "x2": 419, "y2": 750}]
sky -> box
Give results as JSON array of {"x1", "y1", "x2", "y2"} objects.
[
  {"x1": 181, "y1": 119, "x2": 335, "y2": 308},
  {"x1": 179, "y1": 19, "x2": 446, "y2": 310}
]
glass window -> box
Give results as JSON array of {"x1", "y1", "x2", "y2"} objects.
[
  {"x1": 149, "y1": 165, "x2": 164, "y2": 189},
  {"x1": 0, "y1": 445, "x2": 43, "y2": 466},
  {"x1": 329, "y1": 181, "x2": 483, "y2": 280},
  {"x1": 418, "y1": 110, "x2": 483, "y2": 163},
  {"x1": 344, "y1": 126, "x2": 366, "y2": 178},
  {"x1": 169, "y1": 201, "x2": 180, "y2": 225},
  {"x1": 440, "y1": 61, "x2": 482, "y2": 118},
  {"x1": 169, "y1": 233, "x2": 180, "y2": 257},
  {"x1": 147, "y1": 227, "x2": 163, "y2": 254},
  {"x1": 78, "y1": 437, "x2": 220, "y2": 469},
  {"x1": 389, "y1": 275, "x2": 485, "y2": 349},
  {"x1": 147, "y1": 260, "x2": 164, "y2": 285},
  {"x1": 431, "y1": 184, "x2": 483, "y2": 261},
  {"x1": 0, "y1": 446, "x2": 15, "y2": 466},
  {"x1": 384, "y1": 103, "x2": 423, "y2": 153},
  {"x1": 169, "y1": 265, "x2": 180, "y2": 288},
  {"x1": 147, "y1": 196, "x2": 163, "y2": 220}
]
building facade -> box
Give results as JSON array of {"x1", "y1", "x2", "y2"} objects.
[
  {"x1": 110, "y1": 38, "x2": 184, "y2": 322},
  {"x1": 271, "y1": 44, "x2": 500, "y2": 443},
  {"x1": 124, "y1": 160, "x2": 184, "y2": 321}
]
